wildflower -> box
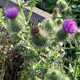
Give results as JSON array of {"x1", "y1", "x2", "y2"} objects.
[
  {"x1": 62, "y1": 19, "x2": 77, "y2": 34},
  {"x1": 4, "y1": 7, "x2": 18, "y2": 19},
  {"x1": 31, "y1": 26, "x2": 41, "y2": 37},
  {"x1": 53, "y1": 7, "x2": 59, "y2": 13}
]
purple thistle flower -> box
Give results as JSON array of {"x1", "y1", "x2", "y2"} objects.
[
  {"x1": 62, "y1": 19, "x2": 77, "y2": 34},
  {"x1": 4, "y1": 7, "x2": 18, "y2": 19}
]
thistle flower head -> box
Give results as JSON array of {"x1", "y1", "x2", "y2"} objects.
[
  {"x1": 4, "y1": 7, "x2": 18, "y2": 19},
  {"x1": 62, "y1": 19, "x2": 77, "y2": 34},
  {"x1": 53, "y1": 7, "x2": 59, "y2": 13},
  {"x1": 31, "y1": 26, "x2": 41, "y2": 37}
]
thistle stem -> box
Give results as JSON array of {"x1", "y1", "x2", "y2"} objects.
[
  {"x1": 26, "y1": 0, "x2": 36, "y2": 26},
  {"x1": 26, "y1": 7, "x2": 33, "y2": 25},
  {"x1": 73, "y1": 36, "x2": 79, "y2": 80},
  {"x1": 73, "y1": 54, "x2": 79, "y2": 80}
]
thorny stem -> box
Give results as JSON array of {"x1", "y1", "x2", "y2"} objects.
[
  {"x1": 67, "y1": 35, "x2": 79, "y2": 80},
  {"x1": 16, "y1": 0, "x2": 25, "y2": 18},
  {"x1": 73, "y1": 54, "x2": 79, "y2": 80},
  {"x1": 26, "y1": 0, "x2": 36, "y2": 26},
  {"x1": 73, "y1": 36, "x2": 79, "y2": 80},
  {"x1": 16, "y1": 0, "x2": 36, "y2": 26},
  {"x1": 26, "y1": 7, "x2": 33, "y2": 25}
]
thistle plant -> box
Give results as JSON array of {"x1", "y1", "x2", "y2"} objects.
[
  {"x1": 52, "y1": 7, "x2": 62, "y2": 20},
  {"x1": 0, "y1": 0, "x2": 80, "y2": 80}
]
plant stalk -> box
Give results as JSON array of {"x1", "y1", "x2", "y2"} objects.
[{"x1": 73, "y1": 36, "x2": 79, "y2": 80}]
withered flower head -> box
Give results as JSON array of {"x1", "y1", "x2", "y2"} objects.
[{"x1": 31, "y1": 26, "x2": 41, "y2": 37}]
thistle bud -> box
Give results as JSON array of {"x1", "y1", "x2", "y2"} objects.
[
  {"x1": 31, "y1": 31, "x2": 51, "y2": 48},
  {"x1": 31, "y1": 35, "x2": 47, "y2": 48},
  {"x1": 8, "y1": 14, "x2": 25, "y2": 33},
  {"x1": 57, "y1": 0, "x2": 68, "y2": 10},
  {"x1": 39, "y1": 18, "x2": 54, "y2": 31},
  {"x1": 64, "y1": 7, "x2": 72, "y2": 14},
  {"x1": 53, "y1": 7, "x2": 59, "y2": 13},
  {"x1": 56, "y1": 28, "x2": 68, "y2": 41}
]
